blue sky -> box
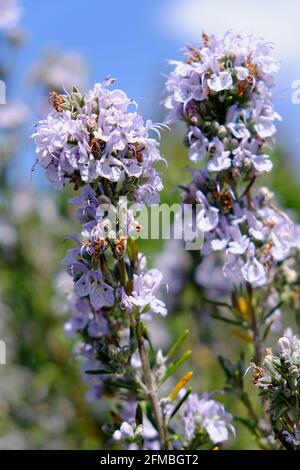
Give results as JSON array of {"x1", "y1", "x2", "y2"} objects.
[{"x1": 17, "y1": 0, "x2": 300, "y2": 172}]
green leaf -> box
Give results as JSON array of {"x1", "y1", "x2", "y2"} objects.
[
  {"x1": 262, "y1": 301, "x2": 283, "y2": 322},
  {"x1": 272, "y1": 402, "x2": 289, "y2": 421},
  {"x1": 211, "y1": 313, "x2": 246, "y2": 328},
  {"x1": 161, "y1": 350, "x2": 191, "y2": 383},
  {"x1": 169, "y1": 387, "x2": 192, "y2": 420},
  {"x1": 166, "y1": 329, "x2": 189, "y2": 360},
  {"x1": 262, "y1": 321, "x2": 273, "y2": 341},
  {"x1": 135, "y1": 403, "x2": 143, "y2": 427},
  {"x1": 143, "y1": 327, "x2": 156, "y2": 361},
  {"x1": 104, "y1": 380, "x2": 137, "y2": 392},
  {"x1": 85, "y1": 368, "x2": 116, "y2": 375},
  {"x1": 202, "y1": 297, "x2": 233, "y2": 311},
  {"x1": 188, "y1": 430, "x2": 205, "y2": 450}
]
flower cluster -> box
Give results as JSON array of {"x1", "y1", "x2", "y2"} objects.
[
  {"x1": 32, "y1": 79, "x2": 167, "y2": 373},
  {"x1": 165, "y1": 31, "x2": 279, "y2": 173},
  {"x1": 182, "y1": 393, "x2": 235, "y2": 446},
  {"x1": 32, "y1": 80, "x2": 169, "y2": 441},
  {"x1": 184, "y1": 169, "x2": 297, "y2": 287},
  {"x1": 112, "y1": 403, "x2": 160, "y2": 450},
  {"x1": 165, "y1": 32, "x2": 296, "y2": 287},
  {"x1": 33, "y1": 78, "x2": 163, "y2": 205},
  {"x1": 252, "y1": 335, "x2": 300, "y2": 449}
]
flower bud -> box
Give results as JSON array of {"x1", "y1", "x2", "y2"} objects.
[{"x1": 278, "y1": 337, "x2": 291, "y2": 355}]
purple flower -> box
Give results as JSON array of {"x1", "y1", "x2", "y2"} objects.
[
  {"x1": 207, "y1": 71, "x2": 233, "y2": 92},
  {"x1": 165, "y1": 32, "x2": 280, "y2": 176},
  {"x1": 120, "y1": 269, "x2": 167, "y2": 317},
  {"x1": 183, "y1": 393, "x2": 235, "y2": 444},
  {"x1": 188, "y1": 126, "x2": 208, "y2": 162},
  {"x1": 89, "y1": 273, "x2": 114, "y2": 311},
  {"x1": 32, "y1": 80, "x2": 165, "y2": 204},
  {"x1": 227, "y1": 226, "x2": 249, "y2": 255},
  {"x1": 207, "y1": 137, "x2": 231, "y2": 172},
  {"x1": 113, "y1": 422, "x2": 135, "y2": 441},
  {"x1": 166, "y1": 33, "x2": 297, "y2": 291},
  {"x1": 196, "y1": 190, "x2": 219, "y2": 232},
  {"x1": 241, "y1": 242, "x2": 266, "y2": 285}
]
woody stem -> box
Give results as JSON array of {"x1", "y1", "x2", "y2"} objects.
[
  {"x1": 132, "y1": 314, "x2": 168, "y2": 449},
  {"x1": 118, "y1": 257, "x2": 168, "y2": 449}
]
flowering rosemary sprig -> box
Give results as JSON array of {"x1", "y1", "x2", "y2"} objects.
[
  {"x1": 32, "y1": 79, "x2": 170, "y2": 448},
  {"x1": 164, "y1": 31, "x2": 298, "y2": 361},
  {"x1": 164, "y1": 31, "x2": 300, "y2": 448},
  {"x1": 252, "y1": 335, "x2": 300, "y2": 449},
  {"x1": 32, "y1": 79, "x2": 235, "y2": 450}
]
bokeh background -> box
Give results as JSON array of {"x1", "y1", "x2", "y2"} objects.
[{"x1": 0, "y1": 0, "x2": 300, "y2": 449}]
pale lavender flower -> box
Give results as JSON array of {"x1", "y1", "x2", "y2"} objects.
[
  {"x1": 183, "y1": 393, "x2": 235, "y2": 444},
  {"x1": 196, "y1": 190, "x2": 219, "y2": 232},
  {"x1": 33, "y1": 79, "x2": 168, "y2": 422},
  {"x1": 120, "y1": 268, "x2": 167, "y2": 317},
  {"x1": 113, "y1": 422, "x2": 135, "y2": 441},
  {"x1": 227, "y1": 226, "x2": 250, "y2": 255},
  {"x1": 207, "y1": 137, "x2": 231, "y2": 173},
  {"x1": 188, "y1": 126, "x2": 208, "y2": 162},
  {"x1": 166, "y1": 32, "x2": 297, "y2": 290},
  {"x1": 32, "y1": 80, "x2": 164, "y2": 204},
  {"x1": 165, "y1": 31, "x2": 279, "y2": 177},
  {"x1": 241, "y1": 242, "x2": 267, "y2": 286},
  {"x1": 207, "y1": 71, "x2": 233, "y2": 92}
]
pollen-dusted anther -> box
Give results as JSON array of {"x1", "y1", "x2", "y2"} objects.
[
  {"x1": 50, "y1": 91, "x2": 65, "y2": 112},
  {"x1": 245, "y1": 60, "x2": 259, "y2": 78},
  {"x1": 185, "y1": 46, "x2": 201, "y2": 64},
  {"x1": 202, "y1": 32, "x2": 210, "y2": 46},
  {"x1": 91, "y1": 138, "x2": 105, "y2": 157},
  {"x1": 265, "y1": 220, "x2": 276, "y2": 230},
  {"x1": 135, "y1": 151, "x2": 144, "y2": 164},
  {"x1": 251, "y1": 362, "x2": 265, "y2": 384},
  {"x1": 112, "y1": 237, "x2": 127, "y2": 260},
  {"x1": 126, "y1": 142, "x2": 145, "y2": 164},
  {"x1": 263, "y1": 241, "x2": 274, "y2": 255},
  {"x1": 237, "y1": 80, "x2": 248, "y2": 97},
  {"x1": 92, "y1": 238, "x2": 108, "y2": 260},
  {"x1": 220, "y1": 189, "x2": 233, "y2": 213}
]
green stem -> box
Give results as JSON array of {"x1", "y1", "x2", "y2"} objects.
[
  {"x1": 240, "y1": 391, "x2": 259, "y2": 428},
  {"x1": 120, "y1": 254, "x2": 168, "y2": 449},
  {"x1": 247, "y1": 283, "x2": 262, "y2": 365},
  {"x1": 132, "y1": 314, "x2": 168, "y2": 449}
]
